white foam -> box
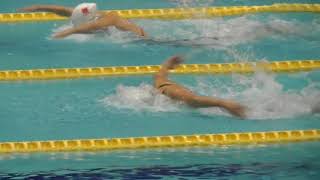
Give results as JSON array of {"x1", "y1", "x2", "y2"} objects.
[
  {"x1": 139, "y1": 15, "x2": 303, "y2": 48},
  {"x1": 50, "y1": 16, "x2": 304, "y2": 48},
  {"x1": 100, "y1": 83, "x2": 182, "y2": 112},
  {"x1": 100, "y1": 72, "x2": 319, "y2": 120},
  {"x1": 199, "y1": 71, "x2": 319, "y2": 120}
]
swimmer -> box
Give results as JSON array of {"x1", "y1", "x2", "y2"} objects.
[
  {"x1": 154, "y1": 56, "x2": 246, "y2": 118},
  {"x1": 18, "y1": 3, "x2": 146, "y2": 38}
]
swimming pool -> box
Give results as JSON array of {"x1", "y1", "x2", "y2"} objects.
[{"x1": 1, "y1": 0, "x2": 320, "y2": 179}]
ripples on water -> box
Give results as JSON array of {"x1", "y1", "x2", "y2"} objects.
[{"x1": 0, "y1": 162, "x2": 318, "y2": 179}]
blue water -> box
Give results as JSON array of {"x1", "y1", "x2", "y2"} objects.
[
  {"x1": 1, "y1": 142, "x2": 319, "y2": 179},
  {"x1": 1, "y1": 0, "x2": 320, "y2": 179}
]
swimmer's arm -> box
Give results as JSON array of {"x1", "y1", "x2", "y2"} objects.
[
  {"x1": 18, "y1": 5, "x2": 73, "y2": 17},
  {"x1": 154, "y1": 56, "x2": 183, "y2": 87},
  {"x1": 154, "y1": 66, "x2": 169, "y2": 88},
  {"x1": 53, "y1": 21, "x2": 105, "y2": 38}
]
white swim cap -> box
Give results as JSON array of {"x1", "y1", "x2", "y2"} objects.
[{"x1": 71, "y1": 3, "x2": 97, "y2": 27}]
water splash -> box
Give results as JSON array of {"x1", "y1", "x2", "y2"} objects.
[
  {"x1": 143, "y1": 16, "x2": 304, "y2": 48},
  {"x1": 100, "y1": 72, "x2": 319, "y2": 120},
  {"x1": 100, "y1": 83, "x2": 182, "y2": 112},
  {"x1": 51, "y1": 16, "x2": 304, "y2": 48},
  {"x1": 199, "y1": 71, "x2": 319, "y2": 120}
]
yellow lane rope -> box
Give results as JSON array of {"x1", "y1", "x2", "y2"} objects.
[
  {"x1": 0, "y1": 129, "x2": 319, "y2": 153},
  {"x1": 0, "y1": 60, "x2": 319, "y2": 81},
  {"x1": 1, "y1": 3, "x2": 320, "y2": 23}
]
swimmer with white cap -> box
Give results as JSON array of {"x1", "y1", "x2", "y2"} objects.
[{"x1": 18, "y1": 3, "x2": 146, "y2": 38}]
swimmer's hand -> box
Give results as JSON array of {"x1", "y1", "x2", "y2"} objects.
[
  {"x1": 139, "y1": 28, "x2": 147, "y2": 37},
  {"x1": 53, "y1": 32, "x2": 67, "y2": 39},
  {"x1": 222, "y1": 101, "x2": 247, "y2": 119},
  {"x1": 163, "y1": 56, "x2": 184, "y2": 69},
  {"x1": 53, "y1": 28, "x2": 75, "y2": 39},
  {"x1": 53, "y1": 31, "x2": 70, "y2": 39}
]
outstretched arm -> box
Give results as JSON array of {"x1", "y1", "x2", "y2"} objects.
[
  {"x1": 53, "y1": 21, "x2": 102, "y2": 38},
  {"x1": 18, "y1": 5, "x2": 73, "y2": 17}
]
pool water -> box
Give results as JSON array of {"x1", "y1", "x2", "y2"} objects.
[
  {"x1": 1, "y1": 0, "x2": 320, "y2": 179},
  {"x1": 1, "y1": 142, "x2": 319, "y2": 179}
]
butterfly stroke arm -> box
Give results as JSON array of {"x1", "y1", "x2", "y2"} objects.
[
  {"x1": 52, "y1": 20, "x2": 103, "y2": 38},
  {"x1": 154, "y1": 56, "x2": 182, "y2": 88},
  {"x1": 18, "y1": 5, "x2": 73, "y2": 17},
  {"x1": 155, "y1": 56, "x2": 247, "y2": 118}
]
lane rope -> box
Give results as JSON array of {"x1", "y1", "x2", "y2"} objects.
[
  {"x1": 0, "y1": 60, "x2": 319, "y2": 81},
  {"x1": 0, "y1": 129, "x2": 319, "y2": 153},
  {"x1": 1, "y1": 3, "x2": 320, "y2": 23}
]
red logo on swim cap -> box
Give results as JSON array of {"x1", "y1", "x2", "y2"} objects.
[{"x1": 81, "y1": 7, "x2": 89, "y2": 15}]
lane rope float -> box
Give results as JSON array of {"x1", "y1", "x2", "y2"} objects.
[
  {"x1": 1, "y1": 3, "x2": 320, "y2": 23},
  {"x1": 0, "y1": 60, "x2": 319, "y2": 81},
  {"x1": 0, "y1": 129, "x2": 319, "y2": 153}
]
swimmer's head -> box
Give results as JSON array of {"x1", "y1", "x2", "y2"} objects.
[{"x1": 71, "y1": 3, "x2": 97, "y2": 27}]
